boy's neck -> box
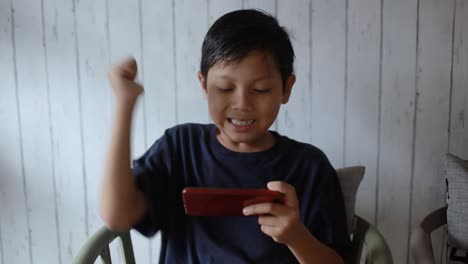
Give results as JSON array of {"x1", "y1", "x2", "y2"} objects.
[{"x1": 215, "y1": 129, "x2": 276, "y2": 153}]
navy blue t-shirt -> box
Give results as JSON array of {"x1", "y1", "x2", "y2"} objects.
[{"x1": 132, "y1": 123, "x2": 351, "y2": 263}]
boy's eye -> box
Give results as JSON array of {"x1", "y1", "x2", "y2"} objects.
[
  {"x1": 255, "y1": 89, "x2": 271, "y2": 93},
  {"x1": 217, "y1": 87, "x2": 234, "y2": 93}
]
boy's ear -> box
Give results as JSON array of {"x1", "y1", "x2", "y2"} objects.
[
  {"x1": 281, "y1": 74, "x2": 296, "y2": 104},
  {"x1": 198, "y1": 72, "x2": 208, "y2": 98}
]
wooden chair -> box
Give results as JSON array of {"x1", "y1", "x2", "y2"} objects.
[{"x1": 410, "y1": 206, "x2": 449, "y2": 264}]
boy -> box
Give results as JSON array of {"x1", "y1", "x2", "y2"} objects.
[{"x1": 101, "y1": 9, "x2": 351, "y2": 264}]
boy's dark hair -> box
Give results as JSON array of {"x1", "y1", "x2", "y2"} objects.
[{"x1": 200, "y1": 9, "x2": 295, "y2": 87}]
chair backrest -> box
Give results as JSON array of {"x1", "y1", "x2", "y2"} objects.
[
  {"x1": 335, "y1": 166, "x2": 365, "y2": 233},
  {"x1": 335, "y1": 166, "x2": 393, "y2": 264},
  {"x1": 410, "y1": 206, "x2": 447, "y2": 264},
  {"x1": 72, "y1": 226, "x2": 135, "y2": 264}
]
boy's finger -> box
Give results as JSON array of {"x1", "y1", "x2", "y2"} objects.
[
  {"x1": 112, "y1": 57, "x2": 138, "y2": 79},
  {"x1": 260, "y1": 225, "x2": 282, "y2": 238},
  {"x1": 267, "y1": 181, "x2": 298, "y2": 208},
  {"x1": 258, "y1": 215, "x2": 280, "y2": 227},
  {"x1": 243, "y1": 202, "x2": 287, "y2": 216}
]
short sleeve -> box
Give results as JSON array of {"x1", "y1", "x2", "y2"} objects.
[
  {"x1": 132, "y1": 130, "x2": 175, "y2": 237},
  {"x1": 305, "y1": 157, "x2": 352, "y2": 261}
]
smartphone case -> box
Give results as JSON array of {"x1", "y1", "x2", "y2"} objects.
[{"x1": 182, "y1": 187, "x2": 285, "y2": 216}]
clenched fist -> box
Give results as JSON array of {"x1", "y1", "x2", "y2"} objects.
[{"x1": 108, "y1": 57, "x2": 144, "y2": 105}]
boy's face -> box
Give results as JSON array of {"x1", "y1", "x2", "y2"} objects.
[{"x1": 198, "y1": 50, "x2": 295, "y2": 152}]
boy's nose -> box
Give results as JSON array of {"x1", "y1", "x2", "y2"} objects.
[{"x1": 231, "y1": 90, "x2": 253, "y2": 112}]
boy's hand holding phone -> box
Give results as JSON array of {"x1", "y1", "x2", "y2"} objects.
[
  {"x1": 243, "y1": 181, "x2": 306, "y2": 246},
  {"x1": 108, "y1": 57, "x2": 144, "y2": 106}
]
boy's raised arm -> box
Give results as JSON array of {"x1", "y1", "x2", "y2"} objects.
[{"x1": 100, "y1": 57, "x2": 148, "y2": 231}]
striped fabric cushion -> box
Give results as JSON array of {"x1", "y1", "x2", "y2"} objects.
[{"x1": 444, "y1": 153, "x2": 468, "y2": 251}]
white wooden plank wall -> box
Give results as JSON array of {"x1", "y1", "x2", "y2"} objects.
[
  {"x1": 0, "y1": 1, "x2": 30, "y2": 263},
  {"x1": 378, "y1": 1, "x2": 418, "y2": 263},
  {"x1": 311, "y1": 0, "x2": 347, "y2": 167},
  {"x1": 43, "y1": 0, "x2": 87, "y2": 263},
  {"x1": 450, "y1": 0, "x2": 468, "y2": 161},
  {"x1": 8, "y1": 0, "x2": 60, "y2": 263},
  {"x1": 0, "y1": 0, "x2": 466, "y2": 263},
  {"x1": 410, "y1": 0, "x2": 454, "y2": 263},
  {"x1": 277, "y1": 0, "x2": 312, "y2": 143},
  {"x1": 175, "y1": 0, "x2": 208, "y2": 124},
  {"x1": 74, "y1": 0, "x2": 113, "y2": 263},
  {"x1": 345, "y1": 0, "x2": 380, "y2": 225},
  {"x1": 140, "y1": 0, "x2": 177, "y2": 261}
]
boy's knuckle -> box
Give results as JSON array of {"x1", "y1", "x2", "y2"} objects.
[
  {"x1": 267, "y1": 204, "x2": 275, "y2": 211},
  {"x1": 289, "y1": 185, "x2": 296, "y2": 192},
  {"x1": 277, "y1": 229, "x2": 286, "y2": 237},
  {"x1": 258, "y1": 217, "x2": 264, "y2": 225}
]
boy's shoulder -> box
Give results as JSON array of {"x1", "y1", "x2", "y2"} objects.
[{"x1": 278, "y1": 133, "x2": 328, "y2": 162}]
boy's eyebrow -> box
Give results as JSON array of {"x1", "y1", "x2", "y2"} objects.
[{"x1": 216, "y1": 74, "x2": 272, "y2": 82}]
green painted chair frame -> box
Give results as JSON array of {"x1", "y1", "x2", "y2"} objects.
[{"x1": 73, "y1": 214, "x2": 393, "y2": 264}]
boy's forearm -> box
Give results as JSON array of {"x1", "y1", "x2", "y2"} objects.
[
  {"x1": 100, "y1": 101, "x2": 142, "y2": 229},
  {"x1": 287, "y1": 224, "x2": 343, "y2": 264}
]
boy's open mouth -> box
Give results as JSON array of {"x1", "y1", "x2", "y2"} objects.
[{"x1": 228, "y1": 118, "x2": 256, "y2": 127}]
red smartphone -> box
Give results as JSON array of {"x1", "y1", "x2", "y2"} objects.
[{"x1": 182, "y1": 187, "x2": 285, "y2": 216}]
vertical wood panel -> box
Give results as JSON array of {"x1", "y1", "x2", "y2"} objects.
[
  {"x1": 450, "y1": 0, "x2": 468, "y2": 160},
  {"x1": 378, "y1": 0, "x2": 418, "y2": 263},
  {"x1": 277, "y1": 0, "x2": 311, "y2": 144},
  {"x1": 208, "y1": 0, "x2": 242, "y2": 25},
  {"x1": 311, "y1": 0, "x2": 346, "y2": 167},
  {"x1": 243, "y1": 0, "x2": 275, "y2": 14},
  {"x1": 140, "y1": 0, "x2": 178, "y2": 260},
  {"x1": 107, "y1": 0, "x2": 150, "y2": 262},
  {"x1": 141, "y1": 0, "x2": 177, "y2": 143},
  {"x1": 42, "y1": 0, "x2": 88, "y2": 262},
  {"x1": 345, "y1": 0, "x2": 381, "y2": 225},
  {"x1": 175, "y1": 0, "x2": 208, "y2": 124},
  {"x1": 74, "y1": 0, "x2": 112, "y2": 240},
  {"x1": 0, "y1": 0, "x2": 31, "y2": 262},
  {"x1": 410, "y1": 1, "x2": 454, "y2": 263},
  {"x1": 11, "y1": 0, "x2": 61, "y2": 262}
]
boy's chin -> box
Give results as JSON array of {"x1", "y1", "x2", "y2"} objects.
[{"x1": 221, "y1": 130, "x2": 272, "y2": 147}]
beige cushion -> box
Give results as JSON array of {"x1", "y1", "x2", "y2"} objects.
[
  {"x1": 444, "y1": 153, "x2": 468, "y2": 251},
  {"x1": 336, "y1": 166, "x2": 365, "y2": 233}
]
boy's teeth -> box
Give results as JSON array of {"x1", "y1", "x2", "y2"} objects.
[{"x1": 231, "y1": 119, "x2": 254, "y2": 126}]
